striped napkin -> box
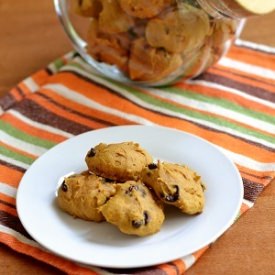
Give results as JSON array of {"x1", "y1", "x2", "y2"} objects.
[{"x1": 0, "y1": 39, "x2": 274, "y2": 275}]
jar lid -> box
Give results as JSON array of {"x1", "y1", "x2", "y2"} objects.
[{"x1": 227, "y1": 0, "x2": 275, "y2": 16}]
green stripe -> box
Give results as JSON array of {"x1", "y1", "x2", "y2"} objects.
[
  {"x1": 110, "y1": 81, "x2": 275, "y2": 145},
  {"x1": 0, "y1": 145, "x2": 34, "y2": 165},
  {"x1": 0, "y1": 121, "x2": 56, "y2": 149},
  {"x1": 65, "y1": 62, "x2": 275, "y2": 144},
  {"x1": 161, "y1": 87, "x2": 275, "y2": 125}
]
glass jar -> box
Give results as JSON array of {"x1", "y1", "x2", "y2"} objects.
[{"x1": 53, "y1": 0, "x2": 272, "y2": 86}]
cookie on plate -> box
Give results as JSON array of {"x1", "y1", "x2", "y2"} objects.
[
  {"x1": 142, "y1": 161, "x2": 205, "y2": 214},
  {"x1": 85, "y1": 141, "x2": 153, "y2": 181},
  {"x1": 100, "y1": 181, "x2": 165, "y2": 236},
  {"x1": 57, "y1": 172, "x2": 116, "y2": 222}
]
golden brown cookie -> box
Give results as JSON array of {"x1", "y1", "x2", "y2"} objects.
[
  {"x1": 100, "y1": 181, "x2": 165, "y2": 236},
  {"x1": 118, "y1": 0, "x2": 174, "y2": 19},
  {"x1": 98, "y1": 0, "x2": 134, "y2": 34},
  {"x1": 87, "y1": 19, "x2": 131, "y2": 72},
  {"x1": 128, "y1": 38, "x2": 182, "y2": 82},
  {"x1": 72, "y1": 0, "x2": 103, "y2": 17},
  {"x1": 145, "y1": 4, "x2": 210, "y2": 55},
  {"x1": 85, "y1": 141, "x2": 153, "y2": 181},
  {"x1": 142, "y1": 161, "x2": 205, "y2": 214},
  {"x1": 57, "y1": 172, "x2": 116, "y2": 222}
]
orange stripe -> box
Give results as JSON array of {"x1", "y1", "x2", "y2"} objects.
[
  {"x1": 0, "y1": 193, "x2": 16, "y2": 206},
  {"x1": 17, "y1": 82, "x2": 32, "y2": 96},
  {"x1": 176, "y1": 81, "x2": 275, "y2": 116},
  {"x1": 238, "y1": 165, "x2": 275, "y2": 186},
  {"x1": 40, "y1": 88, "x2": 131, "y2": 126},
  {"x1": 31, "y1": 69, "x2": 50, "y2": 87},
  {"x1": 209, "y1": 66, "x2": 275, "y2": 94},
  {"x1": 0, "y1": 232, "x2": 99, "y2": 275},
  {"x1": 240, "y1": 202, "x2": 250, "y2": 215},
  {"x1": 0, "y1": 165, "x2": 23, "y2": 188},
  {"x1": 215, "y1": 62, "x2": 275, "y2": 86},
  {"x1": 228, "y1": 46, "x2": 275, "y2": 71},
  {"x1": 9, "y1": 88, "x2": 23, "y2": 102},
  {"x1": 171, "y1": 259, "x2": 186, "y2": 274},
  {"x1": 192, "y1": 245, "x2": 209, "y2": 260},
  {"x1": 0, "y1": 203, "x2": 17, "y2": 216},
  {"x1": 1, "y1": 112, "x2": 67, "y2": 143},
  {"x1": 157, "y1": 263, "x2": 178, "y2": 275}
]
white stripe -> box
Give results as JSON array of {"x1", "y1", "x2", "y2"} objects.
[
  {"x1": 8, "y1": 109, "x2": 73, "y2": 138},
  {"x1": 22, "y1": 77, "x2": 40, "y2": 93},
  {"x1": 219, "y1": 57, "x2": 275, "y2": 81},
  {"x1": 182, "y1": 254, "x2": 196, "y2": 269},
  {"x1": 242, "y1": 198, "x2": 254, "y2": 208},
  {"x1": 236, "y1": 39, "x2": 275, "y2": 54},
  {"x1": 43, "y1": 82, "x2": 156, "y2": 126},
  {"x1": 219, "y1": 146, "x2": 275, "y2": 172},
  {"x1": 0, "y1": 182, "x2": 17, "y2": 198},
  {"x1": 0, "y1": 130, "x2": 47, "y2": 156},
  {"x1": 0, "y1": 224, "x2": 41, "y2": 247},
  {"x1": 47, "y1": 63, "x2": 58, "y2": 74},
  {"x1": 60, "y1": 65, "x2": 275, "y2": 149},
  {"x1": 146, "y1": 88, "x2": 275, "y2": 134},
  {"x1": 187, "y1": 79, "x2": 275, "y2": 109},
  {"x1": 0, "y1": 154, "x2": 29, "y2": 170}
]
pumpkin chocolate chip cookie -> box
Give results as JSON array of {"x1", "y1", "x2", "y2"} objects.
[
  {"x1": 142, "y1": 161, "x2": 205, "y2": 214},
  {"x1": 85, "y1": 141, "x2": 153, "y2": 181},
  {"x1": 99, "y1": 181, "x2": 165, "y2": 236},
  {"x1": 57, "y1": 172, "x2": 116, "y2": 222}
]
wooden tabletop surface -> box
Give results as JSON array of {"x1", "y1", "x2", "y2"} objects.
[{"x1": 0, "y1": 1, "x2": 274, "y2": 274}]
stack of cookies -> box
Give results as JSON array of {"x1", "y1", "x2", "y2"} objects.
[{"x1": 57, "y1": 141, "x2": 205, "y2": 236}]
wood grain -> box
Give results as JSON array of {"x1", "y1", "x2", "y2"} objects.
[{"x1": 0, "y1": 1, "x2": 275, "y2": 274}]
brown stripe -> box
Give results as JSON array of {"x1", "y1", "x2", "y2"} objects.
[
  {"x1": 240, "y1": 171, "x2": 273, "y2": 181},
  {"x1": 37, "y1": 92, "x2": 116, "y2": 127},
  {"x1": 0, "y1": 210, "x2": 33, "y2": 240},
  {"x1": 13, "y1": 98, "x2": 92, "y2": 135},
  {"x1": 196, "y1": 72, "x2": 275, "y2": 103},
  {"x1": 243, "y1": 178, "x2": 265, "y2": 202},
  {"x1": 0, "y1": 160, "x2": 26, "y2": 173},
  {"x1": 0, "y1": 199, "x2": 16, "y2": 209},
  {"x1": 0, "y1": 93, "x2": 17, "y2": 111},
  {"x1": 215, "y1": 67, "x2": 275, "y2": 88}
]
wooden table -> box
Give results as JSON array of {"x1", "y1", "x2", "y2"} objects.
[{"x1": 0, "y1": 1, "x2": 274, "y2": 274}]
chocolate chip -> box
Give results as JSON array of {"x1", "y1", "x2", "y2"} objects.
[
  {"x1": 87, "y1": 148, "x2": 96, "y2": 157},
  {"x1": 165, "y1": 185, "x2": 179, "y2": 202},
  {"x1": 61, "y1": 181, "x2": 68, "y2": 192},
  {"x1": 148, "y1": 163, "x2": 158, "y2": 170},
  {"x1": 132, "y1": 220, "x2": 143, "y2": 228},
  {"x1": 143, "y1": 211, "x2": 149, "y2": 225},
  {"x1": 105, "y1": 178, "x2": 114, "y2": 183}
]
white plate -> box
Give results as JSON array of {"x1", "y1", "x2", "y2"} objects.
[{"x1": 16, "y1": 125, "x2": 243, "y2": 269}]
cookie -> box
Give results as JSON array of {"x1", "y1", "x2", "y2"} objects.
[
  {"x1": 99, "y1": 0, "x2": 134, "y2": 34},
  {"x1": 145, "y1": 4, "x2": 210, "y2": 55},
  {"x1": 118, "y1": 0, "x2": 173, "y2": 19},
  {"x1": 142, "y1": 161, "x2": 205, "y2": 214},
  {"x1": 57, "y1": 172, "x2": 116, "y2": 222},
  {"x1": 72, "y1": 0, "x2": 102, "y2": 17},
  {"x1": 85, "y1": 141, "x2": 153, "y2": 181},
  {"x1": 100, "y1": 181, "x2": 165, "y2": 236},
  {"x1": 128, "y1": 38, "x2": 182, "y2": 82},
  {"x1": 87, "y1": 19, "x2": 130, "y2": 71}
]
